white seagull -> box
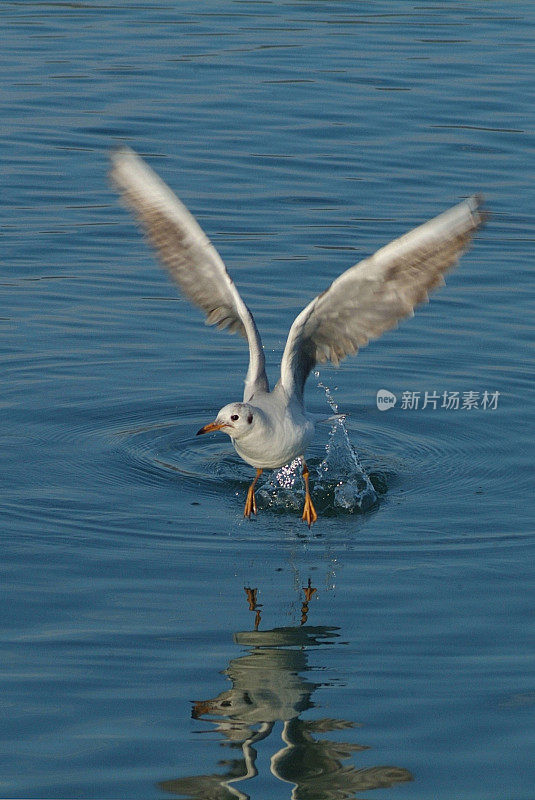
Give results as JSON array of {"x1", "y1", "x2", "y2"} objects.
[{"x1": 110, "y1": 148, "x2": 486, "y2": 526}]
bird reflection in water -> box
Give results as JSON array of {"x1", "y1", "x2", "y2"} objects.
[{"x1": 159, "y1": 584, "x2": 412, "y2": 799}]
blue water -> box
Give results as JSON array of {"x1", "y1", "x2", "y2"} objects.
[{"x1": 2, "y1": 2, "x2": 534, "y2": 798}]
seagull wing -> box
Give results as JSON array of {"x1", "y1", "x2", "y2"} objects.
[
  {"x1": 110, "y1": 148, "x2": 268, "y2": 400},
  {"x1": 279, "y1": 195, "x2": 487, "y2": 400}
]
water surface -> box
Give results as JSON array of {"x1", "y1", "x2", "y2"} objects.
[{"x1": 2, "y1": 2, "x2": 534, "y2": 798}]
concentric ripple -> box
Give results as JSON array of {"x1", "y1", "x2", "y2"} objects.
[
  {"x1": 43, "y1": 382, "x2": 516, "y2": 534},
  {"x1": 108, "y1": 403, "x2": 383, "y2": 518}
]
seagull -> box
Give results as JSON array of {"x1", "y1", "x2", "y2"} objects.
[{"x1": 110, "y1": 148, "x2": 486, "y2": 526}]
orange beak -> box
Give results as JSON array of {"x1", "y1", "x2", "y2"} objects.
[
  {"x1": 191, "y1": 699, "x2": 214, "y2": 718},
  {"x1": 196, "y1": 421, "x2": 228, "y2": 436}
]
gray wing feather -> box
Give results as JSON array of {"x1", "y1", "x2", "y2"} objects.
[
  {"x1": 280, "y1": 195, "x2": 487, "y2": 399},
  {"x1": 109, "y1": 148, "x2": 268, "y2": 400}
]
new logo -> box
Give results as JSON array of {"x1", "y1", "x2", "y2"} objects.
[{"x1": 376, "y1": 389, "x2": 397, "y2": 411}]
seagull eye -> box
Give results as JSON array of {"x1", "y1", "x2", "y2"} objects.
[{"x1": 230, "y1": 414, "x2": 239, "y2": 421}]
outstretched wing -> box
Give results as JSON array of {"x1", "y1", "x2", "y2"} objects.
[
  {"x1": 280, "y1": 195, "x2": 487, "y2": 400},
  {"x1": 109, "y1": 148, "x2": 268, "y2": 400}
]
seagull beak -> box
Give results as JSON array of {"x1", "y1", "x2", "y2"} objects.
[{"x1": 196, "y1": 421, "x2": 228, "y2": 436}]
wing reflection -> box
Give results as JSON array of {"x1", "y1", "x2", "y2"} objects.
[{"x1": 159, "y1": 586, "x2": 412, "y2": 799}]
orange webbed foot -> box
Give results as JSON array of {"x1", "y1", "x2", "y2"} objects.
[{"x1": 243, "y1": 468, "x2": 262, "y2": 519}]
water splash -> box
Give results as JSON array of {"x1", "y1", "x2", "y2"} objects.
[
  {"x1": 256, "y1": 456, "x2": 304, "y2": 513},
  {"x1": 314, "y1": 375, "x2": 377, "y2": 513},
  {"x1": 256, "y1": 375, "x2": 377, "y2": 515}
]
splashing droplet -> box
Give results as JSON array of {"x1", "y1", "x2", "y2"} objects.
[
  {"x1": 255, "y1": 382, "x2": 378, "y2": 515},
  {"x1": 315, "y1": 380, "x2": 377, "y2": 512}
]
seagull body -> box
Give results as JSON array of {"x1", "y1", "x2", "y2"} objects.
[
  {"x1": 110, "y1": 148, "x2": 486, "y2": 525},
  {"x1": 217, "y1": 395, "x2": 314, "y2": 472}
]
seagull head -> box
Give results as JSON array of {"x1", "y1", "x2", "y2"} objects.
[{"x1": 196, "y1": 402, "x2": 255, "y2": 441}]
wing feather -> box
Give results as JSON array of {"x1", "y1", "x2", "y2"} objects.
[
  {"x1": 110, "y1": 148, "x2": 268, "y2": 399},
  {"x1": 280, "y1": 195, "x2": 487, "y2": 399}
]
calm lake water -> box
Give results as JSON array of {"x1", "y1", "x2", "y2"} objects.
[{"x1": 2, "y1": 2, "x2": 534, "y2": 798}]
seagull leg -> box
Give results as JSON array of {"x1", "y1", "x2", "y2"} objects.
[
  {"x1": 301, "y1": 461, "x2": 318, "y2": 528},
  {"x1": 244, "y1": 468, "x2": 263, "y2": 518}
]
